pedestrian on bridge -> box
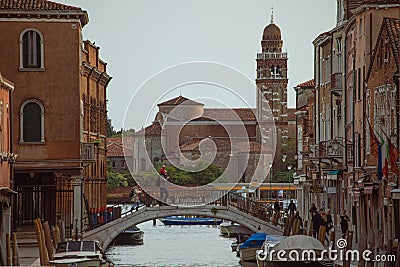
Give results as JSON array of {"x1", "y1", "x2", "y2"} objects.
[
  {"x1": 158, "y1": 165, "x2": 169, "y2": 205},
  {"x1": 129, "y1": 187, "x2": 140, "y2": 212}
]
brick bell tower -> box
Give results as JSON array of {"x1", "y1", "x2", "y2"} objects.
[{"x1": 256, "y1": 10, "x2": 289, "y2": 175}]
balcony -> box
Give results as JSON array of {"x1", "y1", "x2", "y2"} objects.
[
  {"x1": 257, "y1": 52, "x2": 288, "y2": 60},
  {"x1": 318, "y1": 139, "x2": 344, "y2": 158},
  {"x1": 81, "y1": 142, "x2": 95, "y2": 162},
  {"x1": 330, "y1": 72, "x2": 342, "y2": 93}
]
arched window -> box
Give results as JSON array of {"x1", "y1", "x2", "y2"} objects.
[
  {"x1": 20, "y1": 100, "x2": 44, "y2": 143},
  {"x1": 20, "y1": 29, "x2": 44, "y2": 69}
]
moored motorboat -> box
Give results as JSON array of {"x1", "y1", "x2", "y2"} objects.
[
  {"x1": 159, "y1": 216, "x2": 223, "y2": 226},
  {"x1": 238, "y1": 233, "x2": 266, "y2": 262},
  {"x1": 256, "y1": 235, "x2": 333, "y2": 267},
  {"x1": 48, "y1": 240, "x2": 113, "y2": 267},
  {"x1": 220, "y1": 221, "x2": 253, "y2": 237},
  {"x1": 111, "y1": 225, "x2": 144, "y2": 246},
  {"x1": 256, "y1": 235, "x2": 286, "y2": 267}
]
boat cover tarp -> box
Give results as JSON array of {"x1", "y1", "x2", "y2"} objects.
[
  {"x1": 239, "y1": 233, "x2": 266, "y2": 249},
  {"x1": 272, "y1": 235, "x2": 325, "y2": 251},
  {"x1": 265, "y1": 235, "x2": 286, "y2": 243}
]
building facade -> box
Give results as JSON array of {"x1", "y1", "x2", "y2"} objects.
[
  {"x1": 296, "y1": 0, "x2": 400, "y2": 259},
  {"x1": 0, "y1": 73, "x2": 13, "y2": 265},
  {"x1": 0, "y1": 0, "x2": 111, "y2": 235}
]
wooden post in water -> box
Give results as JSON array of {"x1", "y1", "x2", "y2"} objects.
[
  {"x1": 53, "y1": 225, "x2": 61, "y2": 248},
  {"x1": 329, "y1": 229, "x2": 335, "y2": 249},
  {"x1": 12, "y1": 232, "x2": 19, "y2": 266},
  {"x1": 292, "y1": 219, "x2": 300, "y2": 235},
  {"x1": 395, "y1": 245, "x2": 400, "y2": 267},
  {"x1": 58, "y1": 220, "x2": 66, "y2": 242},
  {"x1": 308, "y1": 221, "x2": 313, "y2": 236},
  {"x1": 6, "y1": 233, "x2": 12, "y2": 266},
  {"x1": 343, "y1": 230, "x2": 353, "y2": 267},
  {"x1": 318, "y1": 226, "x2": 326, "y2": 245},
  {"x1": 43, "y1": 221, "x2": 54, "y2": 260},
  {"x1": 35, "y1": 218, "x2": 49, "y2": 266}
]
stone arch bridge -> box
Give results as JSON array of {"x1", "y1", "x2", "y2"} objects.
[{"x1": 82, "y1": 193, "x2": 284, "y2": 249}]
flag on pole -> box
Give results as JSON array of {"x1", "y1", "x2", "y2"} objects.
[
  {"x1": 368, "y1": 122, "x2": 382, "y2": 179},
  {"x1": 383, "y1": 158, "x2": 389, "y2": 178},
  {"x1": 381, "y1": 129, "x2": 400, "y2": 176},
  {"x1": 369, "y1": 123, "x2": 381, "y2": 160}
]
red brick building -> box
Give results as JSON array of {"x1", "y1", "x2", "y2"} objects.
[
  {"x1": 0, "y1": 0, "x2": 111, "y2": 235},
  {"x1": 0, "y1": 73, "x2": 13, "y2": 264}
]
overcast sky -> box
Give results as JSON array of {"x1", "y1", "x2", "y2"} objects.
[{"x1": 60, "y1": 0, "x2": 337, "y2": 130}]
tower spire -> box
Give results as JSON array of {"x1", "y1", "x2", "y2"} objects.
[{"x1": 270, "y1": 6, "x2": 274, "y2": 23}]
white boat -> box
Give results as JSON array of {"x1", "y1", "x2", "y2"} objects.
[
  {"x1": 256, "y1": 235, "x2": 333, "y2": 267},
  {"x1": 238, "y1": 233, "x2": 266, "y2": 262},
  {"x1": 256, "y1": 235, "x2": 286, "y2": 267},
  {"x1": 48, "y1": 241, "x2": 113, "y2": 267},
  {"x1": 220, "y1": 221, "x2": 253, "y2": 237}
]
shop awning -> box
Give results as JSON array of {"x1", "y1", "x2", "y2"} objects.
[{"x1": 327, "y1": 170, "x2": 340, "y2": 175}]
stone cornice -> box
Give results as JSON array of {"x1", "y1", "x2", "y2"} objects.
[
  {"x1": 0, "y1": 9, "x2": 88, "y2": 27},
  {"x1": 0, "y1": 73, "x2": 14, "y2": 92},
  {"x1": 81, "y1": 62, "x2": 112, "y2": 87}
]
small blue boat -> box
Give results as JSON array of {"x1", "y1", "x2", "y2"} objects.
[
  {"x1": 159, "y1": 216, "x2": 223, "y2": 226},
  {"x1": 238, "y1": 233, "x2": 267, "y2": 261}
]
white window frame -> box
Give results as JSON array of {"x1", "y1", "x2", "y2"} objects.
[
  {"x1": 19, "y1": 28, "x2": 45, "y2": 70},
  {"x1": 20, "y1": 99, "x2": 45, "y2": 143}
]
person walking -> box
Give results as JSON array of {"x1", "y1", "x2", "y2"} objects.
[
  {"x1": 340, "y1": 210, "x2": 350, "y2": 239},
  {"x1": 129, "y1": 187, "x2": 140, "y2": 212},
  {"x1": 288, "y1": 200, "x2": 296, "y2": 217},
  {"x1": 311, "y1": 210, "x2": 321, "y2": 238},
  {"x1": 158, "y1": 165, "x2": 169, "y2": 205}
]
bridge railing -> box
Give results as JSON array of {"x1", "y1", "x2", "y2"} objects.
[
  {"x1": 84, "y1": 189, "x2": 285, "y2": 231},
  {"x1": 221, "y1": 192, "x2": 285, "y2": 228}
]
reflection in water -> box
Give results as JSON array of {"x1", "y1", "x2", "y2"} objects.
[{"x1": 105, "y1": 220, "x2": 256, "y2": 267}]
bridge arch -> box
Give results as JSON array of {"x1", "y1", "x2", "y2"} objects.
[{"x1": 82, "y1": 205, "x2": 283, "y2": 249}]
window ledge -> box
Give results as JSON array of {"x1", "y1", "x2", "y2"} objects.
[
  {"x1": 19, "y1": 141, "x2": 46, "y2": 145},
  {"x1": 18, "y1": 67, "x2": 46, "y2": 72}
]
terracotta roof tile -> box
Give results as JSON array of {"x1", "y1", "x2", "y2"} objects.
[
  {"x1": 134, "y1": 121, "x2": 162, "y2": 136},
  {"x1": 157, "y1": 96, "x2": 204, "y2": 106},
  {"x1": 179, "y1": 138, "x2": 272, "y2": 154},
  {"x1": 199, "y1": 108, "x2": 257, "y2": 121},
  {"x1": 383, "y1": 17, "x2": 399, "y2": 70},
  {"x1": 107, "y1": 137, "x2": 133, "y2": 157},
  {"x1": 296, "y1": 79, "x2": 315, "y2": 89},
  {"x1": 0, "y1": 0, "x2": 81, "y2": 10}
]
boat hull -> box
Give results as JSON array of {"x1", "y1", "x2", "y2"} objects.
[
  {"x1": 239, "y1": 247, "x2": 259, "y2": 262},
  {"x1": 48, "y1": 258, "x2": 108, "y2": 267},
  {"x1": 111, "y1": 230, "x2": 144, "y2": 246}
]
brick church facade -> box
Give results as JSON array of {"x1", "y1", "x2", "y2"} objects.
[{"x1": 132, "y1": 15, "x2": 296, "y2": 182}]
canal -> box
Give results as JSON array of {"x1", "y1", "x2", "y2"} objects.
[{"x1": 105, "y1": 220, "x2": 257, "y2": 267}]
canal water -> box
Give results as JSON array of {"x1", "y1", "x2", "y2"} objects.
[{"x1": 105, "y1": 220, "x2": 257, "y2": 267}]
